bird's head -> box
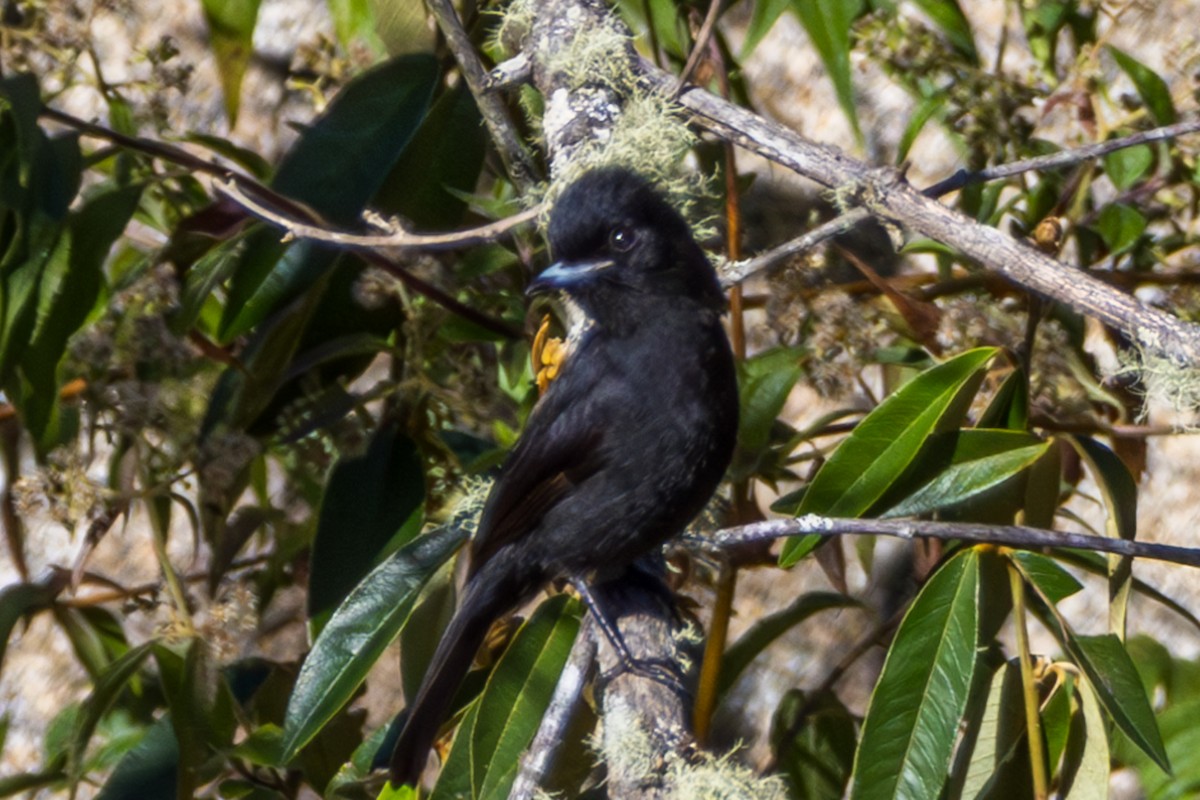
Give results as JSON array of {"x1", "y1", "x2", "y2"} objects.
[{"x1": 527, "y1": 168, "x2": 726, "y2": 314}]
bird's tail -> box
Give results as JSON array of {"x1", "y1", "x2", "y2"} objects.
[{"x1": 388, "y1": 571, "x2": 516, "y2": 787}]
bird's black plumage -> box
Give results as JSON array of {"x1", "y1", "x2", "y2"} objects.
[{"x1": 388, "y1": 167, "x2": 739, "y2": 786}]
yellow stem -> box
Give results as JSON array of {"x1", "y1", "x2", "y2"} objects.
[{"x1": 1009, "y1": 562, "x2": 1048, "y2": 800}]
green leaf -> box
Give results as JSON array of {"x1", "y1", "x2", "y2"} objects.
[
  {"x1": 272, "y1": 54, "x2": 438, "y2": 224},
  {"x1": 977, "y1": 368, "x2": 1028, "y2": 430},
  {"x1": 1070, "y1": 435, "x2": 1136, "y2": 637},
  {"x1": 1095, "y1": 203, "x2": 1147, "y2": 256},
  {"x1": 200, "y1": 0, "x2": 263, "y2": 125},
  {"x1": 68, "y1": 642, "x2": 156, "y2": 784},
  {"x1": 1060, "y1": 676, "x2": 1111, "y2": 800},
  {"x1": 780, "y1": 347, "x2": 998, "y2": 566},
  {"x1": 741, "y1": 0, "x2": 790, "y2": 57},
  {"x1": 279, "y1": 524, "x2": 466, "y2": 763},
  {"x1": 1067, "y1": 633, "x2": 1168, "y2": 772},
  {"x1": 307, "y1": 422, "x2": 426, "y2": 628},
  {"x1": 374, "y1": 81, "x2": 488, "y2": 230},
  {"x1": 881, "y1": 430, "x2": 1049, "y2": 518},
  {"x1": 848, "y1": 548, "x2": 981, "y2": 800},
  {"x1": 471, "y1": 596, "x2": 581, "y2": 800},
  {"x1": 790, "y1": 0, "x2": 866, "y2": 143},
  {"x1": 738, "y1": 347, "x2": 803, "y2": 452},
  {"x1": 719, "y1": 592, "x2": 863, "y2": 697},
  {"x1": 953, "y1": 660, "x2": 1033, "y2": 800},
  {"x1": 0, "y1": 580, "x2": 57, "y2": 669},
  {"x1": 95, "y1": 715, "x2": 177, "y2": 800},
  {"x1": 1104, "y1": 143, "x2": 1153, "y2": 191},
  {"x1": 20, "y1": 183, "x2": 142, "y2": 441},
  {"x1": 327, "y1": 0, "x2": 387, "y2": 57},
  {"x1": 772, "y1": 689, "x2": 857, "y2": 800},
  {"x1": 1009, "y1": 551, "x2": 1082, "y2": 605},
  {"x1": 1108, "y1": 46, "x2": 1177, "y2": 125},
  {"x1": 909, "y1": 0, "x2": 978, "y2": 63},
  {"x1": 154, "y1": 640, "x2": 237, "y2": 799}
]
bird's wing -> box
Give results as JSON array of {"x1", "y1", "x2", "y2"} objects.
[{"x1": 468, "y1": 383, "x2": 607, "y2": 575}]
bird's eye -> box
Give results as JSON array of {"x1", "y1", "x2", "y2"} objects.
[{"x1": 609, "y1": 226, "x2": 638, "y2": 252}]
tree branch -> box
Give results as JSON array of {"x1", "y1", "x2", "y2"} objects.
[
  {"x1": 426, "y1": 0, "x2": 541, "y2": 189},
  {"x1": 643, "y1": 65, "x2": 1200, "y2": 367},
  {"x1": 712, "y1": 515, "x2": 1200, "y2": 568}
]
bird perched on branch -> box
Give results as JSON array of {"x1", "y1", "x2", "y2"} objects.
[{"x1": 389, "y1": 166, "x2": 739, "y2": 787}]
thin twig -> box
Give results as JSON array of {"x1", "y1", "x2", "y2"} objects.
[
  {"x1": 713, "y1": 515, "x2": 1200, "y2": 568},
  {"x1": 426, "y1": 0, "x2": 540, "y2": 189},
  {"x1": 671, "y1": 0, "x2": 723, "y2": 97},
  {"x1": 717, "y1": 117, "x2": 1200, "y2": 285},
  {"x1": 485, "y1": 54, "x2": 533, "y2": 92},
  {"x1": 215, "y1": 177, "x2": 542, "y2": 251}
]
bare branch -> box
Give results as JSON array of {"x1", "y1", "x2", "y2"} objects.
[
  {"x1": 712, "y1": 515, "x2": 1200, "y2": 568},
  {"x1": 214, "y1": 177, "x2": 542, "y2": 251},
  {"x1": 426, "y1": 0, "x2": 541, "y2": 189},
  {"x1": 643, "y1": 64, "x2": 1200, "y2": 366}
]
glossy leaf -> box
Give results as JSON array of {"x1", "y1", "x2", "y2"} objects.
[
  {"x1": 200, "y1": 0, "x2": 263, "y2": 124},
  {"x1": 790, "y1": 0, "x2": 865, "y2": 142},
  {"x1": 1067, "y1": 633, "x2": 1168, "y2": 772},
  {"x1": 279, "y1": 524, "x2": 466, "y2": 763},
  {"x1": 780, "y1": 347, "x2": 997, "y2": 565},
  {"x1": 1009, "y1": 551, "x2": 1082, "y2": 605},
  {"x1": 374, "y1": 81, "x2": 488, "y2": 230},
  {"x1": 881, "y1": 430, "x2": 1049, "y2": 518},
  {"x1": 849, "y1": 548, "x2": 980, "y2": 800},
  {"x1": 1108, "y1": 46, "x2": 1176, "y2": 125},
  {"x1": 94, "y1": 715, "x2": 177, "y2": 800},
  {"x1": 471, "y1": 596, "x2": 581, "y2": 800},
  {"x1": 307, "y1": 423, "x2": 425, "y2": 629},
  {"x1": 272, "y1": 54, "x2": 438, "y2": 224}
]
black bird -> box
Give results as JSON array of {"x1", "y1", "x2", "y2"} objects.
[{"x1": 389, "y1": 166, "x2": 739, "y2": 786}]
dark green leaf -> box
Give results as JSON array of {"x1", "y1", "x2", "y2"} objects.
[
  {"x1": 1108, "y1": 46, "x2": 1176, "y2": 125},
  {"x1": 95, "y1": 716, "x2": 178, "y2": 800},
  {"x1": 308, "y1": 422, "x2": 426, "y2": 626},
  {"x1": 280, "y1": 524, "x2": 466, "y2": 762},
  {"x1": 374, "y1": 81, "x2": 488, "y2": 230},
  {"x1": 848, "y1": 549, "x2": 981, "y2": 800},
  {"x1": 1067, "y1": 633, "x2": 1168, "y2": 772},
  {"x1": 953, "y1": 660, "x2": 1034, "y2": 800},
  {"x1": 772, "y1": 689, "x2": 857, "y2": 800},
  {"x1": 780, "y1": 348, "x2": 997, "y2": 565},
  {"x1": 0, "y1": 580, "x2": 57, "y2": 668},
  {"x1": 1070, "y1": 435, "x2": 1136, "y2": 636},
  {"x1": 272, "y1": 54, "x2": 438, "y2": 224},
  {"x1": 68, "y1": 642, "x2": 155, "y2": 784},
  {"x1": 977, "y1": 368, "x2": 1028, "y2": 430}
]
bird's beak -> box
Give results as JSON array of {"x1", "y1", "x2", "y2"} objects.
[{"x1": 526, "y1": 257, "x2": 615, "y2": 297}]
